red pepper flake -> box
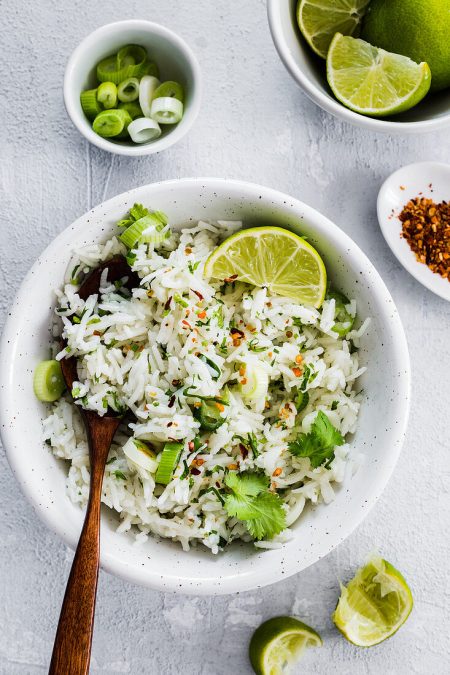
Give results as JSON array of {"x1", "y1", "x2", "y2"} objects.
[
  {"x1": 197, "y1": 310, "x2": 207, "y2": 319},
  {"x1": 191, "y1": 467, "x2": 201, "y2": 476},
  {"x1": 239, "y1": 443, "x2": 248, "y2": 459},
  {"x1": 191, "y1": 289, "x2": 203, "y2": 301},
  {"x1": 188, "y1": 441, "x2": 195, "y2": 452},
  {"x1": 168, "y1": 394, "x2": 176, "y2": 408},
  {"x1": 399, "y1": 197, "x2": 450, "y2": 280},
  {"x1": 181, "y1": 319, "x2": 192, "y2": 329},
  {"x1": 224, "y1": 274, "x2": 238, "y2": 283}
]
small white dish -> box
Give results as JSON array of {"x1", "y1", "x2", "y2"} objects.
[
  {"x1": 64, "y1": 20, "x2": 202, "y2": 156},
  {"x1": 378, "y1": 162, "x2": 450, "y2": 302},
  {"x1": 267, "y1": 0, "x2": 450, "y2": 134},
  {"x1": 0, "y1": 178, "x2": 410, "y2": 595}
]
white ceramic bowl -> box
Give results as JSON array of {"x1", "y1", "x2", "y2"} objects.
[
  {"x1": 64, "y1": 20, "x2": 202, "y2": 156},
  {"x1": 267, "y1": 0, "x2": 450, "y2": 134},
  {"x1": 0, "y1": 178, "x2": 410, "y2": 595},
  {"x1": 378, "y1": 161, "x2": 450, "y2": 302}
]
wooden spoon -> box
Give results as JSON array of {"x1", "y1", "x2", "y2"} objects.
[{"x1": 49, "y1": 256, "x2": 139, "y2": 675}]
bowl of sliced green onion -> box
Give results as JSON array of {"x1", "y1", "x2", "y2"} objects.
[{"x1": 64, "y1": 20, "x2": 202, "y2": 155}]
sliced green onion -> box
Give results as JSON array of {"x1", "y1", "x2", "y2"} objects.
[
  {"x1": 139, "y1": 75, "x2": 160, "y2": 117},
  {"x1": 96, "y1": 55, "x2": 125, "y2": 84},
  {"x1": 198, "y1": 354, "x2": 221, "y2": 381},
  {"x1": 123, "y1": 437, "x2": 158, "y2": 472},
  {"x1": 80, "y1": 89, "x2": 102, "y2": 120},
  {"x1": 239, "y1": 363, "x2": 269, "y2": 401},
  {"x1": 128, "y1": 117, "x2": 161, "y2": 143},
  {"x1": 140, "y1": 61, "x2": 159, "y2": 78},
  {"x1": 117, "y1": 77, "x2": 140, "y2": 103},
  {"x1": 97, "y1": 81, "x2": 117, "y2": 109},
  {"x1": 294, "y1": 389, "x2": 309, "y2": 412},
  {"x1": 92, "y1": 109, "x2": 131, "y2": 138},
  {"x1": 33, "y1": 360, "x2": 66, "y2": 402},
  {"x1": 155, "y1": 442, "x2": 183, "y2": 484},
  {"x1": 194, "y1": 399, "x2": 226, "y2": 431},
  {"x1": 327, "y1": 291, "x2": 355, "y2": 337},
  {"x1": 150, "y1": 97, "x2": 184, "y2": 124},
  {"x1": 119, "y1": 213, "x2": 169, "y2": 248},
  {"x1": 174, "y1": 293, "x2": 189, "y2": 308},
  {"x1": 117, "y1": 45, "x2": 148, "y2": 70},
  {"x1": 153, "y1": 80, "x2": 184, "y2": 102},
  {"x1": 118, "y1": 101, "x2": 144, "y2": 120}
]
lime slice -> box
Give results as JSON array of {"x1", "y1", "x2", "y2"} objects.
[
  {"x1": 297, "y1": 0, "x2": 371, "y2": 59},
  {"x1": 327, "y1": 33, "x2": 431, "y2": 117},
  {"x1": 204, "y1": 227, "x2": 327, "y2": 308},
  {"x1": 249, "y1": 616, "x2": 322, "y2": 675},
  {"x1": 333, "y1": 556, "x2": 413, "y2": 647}
]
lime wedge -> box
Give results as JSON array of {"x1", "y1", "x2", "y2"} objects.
[
  {"x1": 249, "y1": 616, "x2": 322, "y2": 675},
  {"x1": 327, "y1": 33, "x2": 431, "y2": 117},
  {"x1": 297, "y1": 0, "x2": 370, "y2": 59},
  {"x1": 204, "y1": 227, "x2": 327, "y2": 308},
  {"x1": 333, "y1": 556, "x2": 413, "y2": 647}
]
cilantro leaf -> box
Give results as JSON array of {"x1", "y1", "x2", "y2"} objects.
[
  {"x1": 288, "y1": 410, "x2": 344, "y2": 468},
  {"x1": 224, "y1": 472, "x2": 286, "y2": 540}
]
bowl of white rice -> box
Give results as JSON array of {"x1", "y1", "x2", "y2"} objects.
[{"x1": 0, "y1": 178, "x2": 410, "y2": 595}]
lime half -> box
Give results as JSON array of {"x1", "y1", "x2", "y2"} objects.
[
  {"x1": 297, "y1": 0, "x2": 370, "y2": 59},
  {"x1": 204, "y1": 227, "x2": 327, "y2": 308},
  {"x1": 249, "y1": 616, "x2": 322, "y2": 675},
  {"x1": 333, "y1": 556, "x2": 413, "y2": 647},
  {"x1": 327, "y1": 33, "x2": 431, "y2": 118}
]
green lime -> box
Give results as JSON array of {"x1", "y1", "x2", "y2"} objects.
[
  {"x1": 249, "y1": 616, "x2": 322, "y2": 675},
  {"x1": 204, "y1": 226, "x2": 327, "y2": 308},
  {"x1": 327, "y1": 33, "x2": 431, "y2": 117},
  {"x1": 333, "y1": 556, "x2": 413, "y2": 647},
  {"x1": 362, "y1": 0, "x2": 450, "y2": 93},
  {"x1": 297, "y1": 0, "x2": 370, "y2": 59}
]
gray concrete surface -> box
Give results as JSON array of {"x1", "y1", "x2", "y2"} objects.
[{"x1": 1, "y1": 1, "x2": 449, "y2": 673}]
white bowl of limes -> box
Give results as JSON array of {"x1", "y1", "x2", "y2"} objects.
[{"x1": 268, "y1": 0, "x2": 450, "y2": 133}]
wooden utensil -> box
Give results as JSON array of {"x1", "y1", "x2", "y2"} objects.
[{"x1": 49, "y1": 256, "x2": 139, "y2": 675}]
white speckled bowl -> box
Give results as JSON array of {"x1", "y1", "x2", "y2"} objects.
[
  {"x1": 64, "y1": 20, "x2": 202, "y2": 156},
  {"x1": 0, "y1": 178, "x2": 410, "y2": 595},
  {"x1": 267, "y1": 0, "x2": 450, "y2": 134}
]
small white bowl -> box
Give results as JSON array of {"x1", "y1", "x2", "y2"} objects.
[
  {"x1": 377, "y1": 161, "x2": 450, "y2": 302},
  {"x1": 64, "y1": 20, "x2": 202, "y2": 156},
  {"x1": 267, "y1": 0, "x2": 450, "y2": 134},
  {"x1": 0, "y1": 178, "x2": 410, "y2": 595}
]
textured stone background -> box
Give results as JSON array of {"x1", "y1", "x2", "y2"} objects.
[{"x1": 1, "y1": 1, "x2": 449, "y2": 673}]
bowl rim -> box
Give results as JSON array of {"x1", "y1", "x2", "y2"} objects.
[
  {"x1": 63, "y1": 19, "x2": 202, "y2": 156},
  {"x1": 0, "y1": 177, "x2": 411, "y2": 594},
  {"x1": 377, "y1": 160, "x2": 450, "y2": 302},
  {"x1": 267, "y1": 0, "x2": 450, "y2": 134}
]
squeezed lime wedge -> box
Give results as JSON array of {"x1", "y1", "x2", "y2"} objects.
[{"x1": 333, "y1": 556, "x2": 413, "y2": 646}]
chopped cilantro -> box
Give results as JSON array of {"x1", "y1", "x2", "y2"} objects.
[
  {"x1": 224, "y1": 472, "x2": 286, "y2": 540},
  {"x1": 288, "y1": 411, "x2": 344, "y2": 468},
  {"x1": 113, "y1": 470, "x2": 127, "y2": 480}
]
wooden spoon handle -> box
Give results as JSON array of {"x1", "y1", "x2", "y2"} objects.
[{"x1": 49, "y1": 415, "x2": 119, "y2": 675}]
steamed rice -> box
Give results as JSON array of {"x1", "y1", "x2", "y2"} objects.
[{"x1": 43, "y1": 218, "x2": 369, "y2": 554}]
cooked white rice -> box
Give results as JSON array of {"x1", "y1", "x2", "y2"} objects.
[{"x1": 43, "y1": 218, "x2": 369, "y2": 554}]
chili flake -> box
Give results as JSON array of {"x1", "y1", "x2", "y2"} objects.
[{"x1": 399, "y1": 197, "x2": 450, "y2": 280}]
